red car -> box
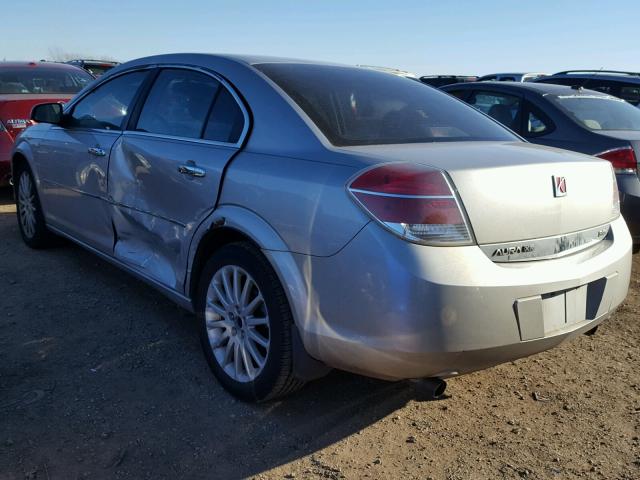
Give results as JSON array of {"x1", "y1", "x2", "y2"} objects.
[{"x1": 0, "y1": 61, "x2": 93, "y2": 186}]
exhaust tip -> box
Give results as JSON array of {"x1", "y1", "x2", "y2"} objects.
[{"x1": 412, "y1": 377, "x2": 447, "y2": 400}]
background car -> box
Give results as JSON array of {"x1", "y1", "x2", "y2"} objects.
[
  {"x1": 12, "y1": 54, "x2": 631, "y2": 402},
  {"x1": 420, "y1": 75, "x2": 478, "y2": 88},
  {"x1": 66, "y1": 59, "x2": 120, "y2": 77},
  {"x1": 443, "y1": 81, "x2": 640, "y2": 252},
  {"x1": 356, "y1": 65, "x2": 420, "y2": 81},
  {"x1": 0, "y1": 61, "x2": 93, "y2": 186},
  {"x1": 478, "y1": 72, "x2": 548, "y2": 82},
  {"x1": 534, "y1": 70, "x2": 640, "y2": 106}
]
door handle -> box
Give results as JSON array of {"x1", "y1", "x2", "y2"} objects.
[
  {"x1": 178, "y1": 164, "x2": 206, "y2": 178},
  {"x1": 88, "y1": 147, "x2": 106, "y2": 157}
]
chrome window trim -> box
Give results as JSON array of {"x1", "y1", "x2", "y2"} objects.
[
  {"x1": 122, "y1": 130, "x2": 241, "y2": 149},
  {"x1": 62, "y1": 63, "x2": 250, "y2": 149}
]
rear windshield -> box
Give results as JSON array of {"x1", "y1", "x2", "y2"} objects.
[
  {"x1": 256, "y1": 63, "x2": 518, "y2": 146},
  {"x1": 82, "y1": 64, "x2": 116, "y2": 77},
  {"x1": 549, "y1": 94, "x2": 640, "y2": 131},
  {"x1": 0, "y1": 66, "x2": 93, "y2": 94}
]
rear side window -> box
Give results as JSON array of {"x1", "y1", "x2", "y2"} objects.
[
  {"x1": 256, "y1": 63, "x2": 517, "y2": 146},
  {"x1": 469, "y1": 91, "x2": 521, "y2": 132},
  {"x1": 69, "y1": 71, "x2": 147, "y2": 130},
  {"x1": 0, "y1": 66, "x2": 93, "y2": 94},
  {"x1": 620, "y1": 86, "x2": 640, "y2": 106},
  {"x1": 203, "y1": 87, "x2": 245, "y2": 143},
  {"x1": 137, "y1": 69, "x2": 220, "y2": 139}
]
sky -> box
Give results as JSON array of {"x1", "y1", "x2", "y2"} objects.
[{"x1": 3, "y1": 0, "x2": 639, "y2": 76}]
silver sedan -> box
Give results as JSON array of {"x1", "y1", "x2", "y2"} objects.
[{"x1": 12, "y1": 54, "x2": 632, "y2": 401}]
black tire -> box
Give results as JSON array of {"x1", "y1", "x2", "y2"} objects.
[
  {"x1": 14, "y1": 165, "x2": 55, "y2": 249},
  {"x1": 196, "y1": 242, "x2": 305, "y2": 402},
  {"x1": 633, "y1": 244, "x2": 639, "y2": 255}
]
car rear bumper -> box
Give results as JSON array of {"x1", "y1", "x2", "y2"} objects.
[
  {"x1": 617, "y1": 173, "x2": 640, "y2": 244},
  {"x1": 287, "y1": 215, "x2": 632, "y2": 380},
  {"x1": 0, "y1": 132, "x2": 13, "y2": 186},
  {"x1": 620, "y1": 193, "x2": 640, "y2": 244}
]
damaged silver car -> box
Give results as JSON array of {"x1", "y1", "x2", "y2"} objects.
[{"x1": 13, "y1": 54, "x2": 632, "y2": 401}]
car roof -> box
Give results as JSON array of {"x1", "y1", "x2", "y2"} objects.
[
  {"x1": 0, "y1": 61, "x2": 86, "y2": 71},
  {"x1": 442, "y1": 80, "x2": 612, "y2": 96},
  {"x1": 421, "y1": 75, "x2": 477, "y2": 79},
  {"x1": 542, "y1": 70, "x2": 640, "y2": 84},
  {"x1": 479, "y1": 72, "x2": 546, "y2": 77},
  {"x1": 69, "y1": 59, "x2": 120, "y2": 65}
]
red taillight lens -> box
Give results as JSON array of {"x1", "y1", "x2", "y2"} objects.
[
  {"x1": 348, "y1": 163, "x2": 473, "y2": 245},
  {"x1": 596, "y1": 146, "x2": 637, "y2": 174}
]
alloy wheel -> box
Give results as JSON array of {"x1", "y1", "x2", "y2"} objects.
[
  {"x1": 18, "y1": 172, "x2": 37, "y2": 239},
  {"x1": 204, "y1": 265, "x2": 270, "y2": 382}
]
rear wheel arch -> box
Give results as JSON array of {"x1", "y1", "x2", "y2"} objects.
[
  {"x1": 188, "y1": 222, "x2": 331, "y2": 383},
  {"x1": 11, "y1": 152, "x2": 29, "y2": 178},
  {"x1": 188, "y1": 226, "x2": 256, "y2": 300}
]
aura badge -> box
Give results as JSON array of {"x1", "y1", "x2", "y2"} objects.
[{"x1": 552, "y1": 176, "x2": 567, "y2": 197}]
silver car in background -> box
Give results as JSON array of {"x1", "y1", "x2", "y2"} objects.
[{"x1": 12, "y1": 54, "x2": 632, "y2": 401}]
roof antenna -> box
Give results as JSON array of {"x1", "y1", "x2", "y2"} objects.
[{"x1": 572, "y1": 66, "x2": 603, "y2": 91}]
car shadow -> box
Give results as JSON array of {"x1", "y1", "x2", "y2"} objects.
[
  {"x1": 1, "y1": 214, "x2": 428, "y2": 479},
  {"x1": 0, "y1": 186, "x2": 15, "y2": 214}
]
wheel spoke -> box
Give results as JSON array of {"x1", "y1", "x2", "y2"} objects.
[
  {"x1": 240, "y1": 341, "x2": 255, "y2": 378},
  {"x1": 246, "y1": 316, "x2": 268, "y2": 327},
  {"x1": 243, "y1": 294, "x2": 263, "y2": 316},
  {"x1": 244, "y1": 337, "x2": 265, "y2": 368},
  {"x1": 222, "y1": 337, "x2": 235, "y2": 366},
  {"x1": 221, "y1": 268, "x2": 234, "y2": 307},
  {"x1": 248, "y1": 328, "x2": 269, "y2": 348},
  {"x1": 206, "y1": 318, "x2": 229, "y2": 330},
  {"x1": 232, "y1": 267, "x2": 241, "y2": 305},
  {"x1": 212, "y1": 282, "x2": 231, "y2": 310},
  {"x1": 206, "y1": 299, "x2": 226, "y2": 318},
  {"x1": 233, "y1": 341, "x2": 242, "y2": 378},
  {"x1": 239, "y1": 276, "x2": 252, "y2": 308}
]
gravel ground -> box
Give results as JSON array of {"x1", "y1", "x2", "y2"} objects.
[{"x1": 0, "y1": 186, "x2": 639, "y2": 480}]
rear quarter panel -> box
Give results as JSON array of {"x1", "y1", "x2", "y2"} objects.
[{"x1": 219, "y1": 151, "x2": 370, "y2": 256}]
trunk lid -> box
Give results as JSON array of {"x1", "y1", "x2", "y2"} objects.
[
  {"x1": 340, "y1": 141, "x2": 617, "y2": 244},
  {"x1": 0, "y1": 94, "x2": 72, "y2": 138}
]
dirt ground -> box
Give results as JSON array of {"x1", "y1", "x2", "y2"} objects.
[{"x1": 0, "y1": 186, "x2": 638, "y2": 480}]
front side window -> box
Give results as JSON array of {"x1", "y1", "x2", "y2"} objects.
[
  {"x1": 0, "y1": 67, "x2": 93, "y2": 94},
  {"x1": 136, "y1": 69, "x2": 220, "y2": 139},
  {"x1": 69, "y1": 71, "x2": 147, "y2": 130},
  {"x1": 256, "y1": 63, "x2": 517, "y2": 146},
  {"x1": 549, "y1": 94, "x2": 640, "y2": 131},
  {"x1": 469, "y1": 91, "x2": 521, "y2": 131}
]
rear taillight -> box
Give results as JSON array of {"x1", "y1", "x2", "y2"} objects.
[
  {"x1": 348, "y1": 163, "x2": 473, "y2": 245},
  {"x1": 611, "y1": 165, "x2": 621, "y2": 218},
  {"x1": 596, "y1": 146, "x2": 637, "y2": 174}
]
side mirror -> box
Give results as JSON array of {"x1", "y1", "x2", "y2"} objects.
[{"x1": 31, "y1": 102, "x2": 64, "y2": 125}]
